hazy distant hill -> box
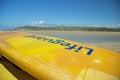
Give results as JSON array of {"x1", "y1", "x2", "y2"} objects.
[{"x1": 14, "y1": 26, "x2": 120, "y2": 32}]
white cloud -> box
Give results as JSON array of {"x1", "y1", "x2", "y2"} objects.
[
  {"x1": 38, "y1": 20, "x2": 44, "y2": 25},
  {"x1": 31, "y1": 21, "x2": 36, "y2": 26},
  {"x1": 57, "y1": 22, "x2": 64, "y2": 26},
  {"x1": 31, "y1": 20, "x2": 44, "y2": 26}
]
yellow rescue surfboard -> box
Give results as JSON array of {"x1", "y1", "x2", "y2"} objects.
[
  {"x1": 0, "y1": 63, "x2": 17, "y2": 80},
  {"x1": 0, "y1": 31, "x2": 120, "y2": 80}
]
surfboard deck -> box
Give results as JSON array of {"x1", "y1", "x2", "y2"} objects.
[{"x1": 0, "y1": 31, "x2": 120, "y2": 80}]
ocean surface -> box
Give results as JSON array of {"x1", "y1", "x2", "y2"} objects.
[{"x1": 42, "y1": 34, "x2": 120, "y2": 43}]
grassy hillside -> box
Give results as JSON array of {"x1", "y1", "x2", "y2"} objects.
[{"x1": 14, "y1": 26, "x2": 120, "y2": 32}]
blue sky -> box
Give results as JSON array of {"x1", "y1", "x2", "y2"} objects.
[{"x1": 0, "y1": 0, "x2": 120, "y2": 29}]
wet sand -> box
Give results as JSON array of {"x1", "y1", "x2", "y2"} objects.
[
  {"x1": 88, "y1": 42, "x2": 120, "y2": 53},
  {"x1": 23, "y1": 30, "x2": 120, "y2": 36}
]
